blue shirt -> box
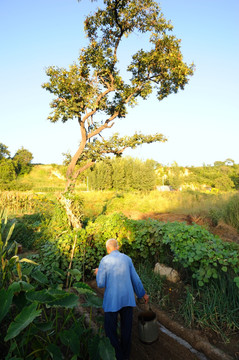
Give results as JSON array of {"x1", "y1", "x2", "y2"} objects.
[{"x1": 96, "y1": 250, "x2": 146, "y2": 312}]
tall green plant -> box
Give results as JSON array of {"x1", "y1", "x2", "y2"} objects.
[
  {"x1": 0, "y1": 210, "x2": 38, "y2": 288},
  {"x1": 0, "y1": 270, "x2": 115, "y2": 359},
  {"x1": 178, "y1": 275, "x2": 239, "y2": 341},
  {"x1": 222, "y1": 193, "x2": 239, "y2": 231}
]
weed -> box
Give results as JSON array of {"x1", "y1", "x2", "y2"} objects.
[{"x1": 222, "y1": 194, "x2": 239, "y2": 231}]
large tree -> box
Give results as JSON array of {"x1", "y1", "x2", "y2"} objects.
[
  {"x1": 43, "y1": 0, "x2": 194, "y2": 226},
  {"x1": 0, "y1": 143, "x2": 10, "y2": 161},
  {"x1": 13, "y1": 147, "x2": 33, "y2": 176}
]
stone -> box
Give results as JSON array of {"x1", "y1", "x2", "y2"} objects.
[{"x1": 154, "y1": 263, "x2": 180, "y2": 283}]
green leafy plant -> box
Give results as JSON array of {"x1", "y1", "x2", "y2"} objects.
[
  {"x1": 178, "y1": 275, "x2": 239, "y2": 341},
  {"x1": 0, "y1": 270, "x2": 115, "y2": 359},
  {"x1": 222, "y1": 193, "x2": 239, "y2": 231},
  {"x1": 0, "y1": 209, "x2": 38, "y2": 288},
  {"x1": 38, "y1": 211, "x2": 239, "y2": 287}
]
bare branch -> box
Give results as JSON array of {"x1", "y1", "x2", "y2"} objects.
[{"x1": 82, "y1": 87, "x2": 114, "y2": 124}]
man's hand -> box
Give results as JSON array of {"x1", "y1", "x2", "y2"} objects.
[
  {"x1": 143, "y1": 293, "x2": 149, "y2": 304},
  {"x1": 93, "y1": 268, "x2": 98, "y2": 276}
]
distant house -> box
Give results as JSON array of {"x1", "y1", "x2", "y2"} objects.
[{"x1": 156, "y1": 185, "x2": 173, "y2": 192}]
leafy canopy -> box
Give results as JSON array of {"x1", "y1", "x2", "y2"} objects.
[{"x1": 0, "y1": 143, "x2": 10, "y2": 161}]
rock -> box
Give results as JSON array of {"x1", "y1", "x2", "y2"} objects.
[{"x1": 154, "y1": 263, "x2": 180, "y2": 283}]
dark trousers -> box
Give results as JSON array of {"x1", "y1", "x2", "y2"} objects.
[{"x1": 104, "y1": 306, "x2": 133, "y2": 360}]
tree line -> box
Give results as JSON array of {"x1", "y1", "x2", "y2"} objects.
[
  {"x1": 157, "y1": 160, "x2": 239, "y2": 192},
  {"x1": 1, "y1": 141, "x2": 239, "y2": 193},
  {"x1": 86, "y1": 157, "x2": 156, "y2": 191},
  {"x1": 85, "y1": 158, "x2": 239, "y2": 192},
  {"x1": 0, "y1": 142, "x2": 33, "y2": 188}
]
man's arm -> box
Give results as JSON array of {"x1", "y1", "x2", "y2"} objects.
[
  {"x1": 96, "y1": 260, "x2": 106, "y2": 288},
  {"x1": 130, "y1": 260, "x2": 149, "y2": 302}
]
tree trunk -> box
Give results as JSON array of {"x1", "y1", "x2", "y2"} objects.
[{"x1": 59, "y1": 194, "x2": 82, "y2": 229}]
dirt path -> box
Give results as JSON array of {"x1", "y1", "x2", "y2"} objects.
[
  {"x1": 130, "y1": 306, "x2": 201, "y2": 360},
  {"x1": 87, "y1": 280, "x2": 191, "y2": 360},
  {"x1": 86, "y1": 280, "x2": 235, "y2": 360}
]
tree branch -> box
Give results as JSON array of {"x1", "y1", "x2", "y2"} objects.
[
  {"x1": 72, "y1": 160, "x2": 95, "y2": 180},
  {"x1": 88, "y1": 113, "x2": 119, "y2": 139},
  {"x1": 82, "y1": 86, "x2": 114, "y2": 124}
]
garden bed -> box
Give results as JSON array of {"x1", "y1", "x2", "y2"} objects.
[{"x1": 87, "y1": 280, "x2": 238, "y2": 360}]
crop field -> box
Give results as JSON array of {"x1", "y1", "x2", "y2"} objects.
[{"x1": 0, "y1": 166, "x2": 239, "y2": 359}]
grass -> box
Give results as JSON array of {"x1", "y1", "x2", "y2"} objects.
[
  {"x1": 136, "y1": 261, "x2": 166, "y2": 306},
  {"x1": 178, "y1": 275, "x2": 239, "y2": 342},
  {"x1": 136, "y1": 261, "x2": 239, "y2": 342},
  {"x1": 17, "y1": 164, "x2": 86, "y2": 192},
  {"x1": 222, "y1": 193, "x2": 239, "y2": 231},
  {"x1": 2, "y1": 164, "x2": 239, "y2": 231},
  {"x1": 80, "y1": 189, "x2": 238, "y2": 228},
  {"x1": 19, "y1": 165, "x2": 65, "y2": 188},
  {"x1": 2, "y1": 186, "x2": 239, "y2": 233}
]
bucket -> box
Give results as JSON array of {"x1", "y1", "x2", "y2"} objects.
[{"x1": 138, "y1": 309, "x2": 159, "y2": 344}]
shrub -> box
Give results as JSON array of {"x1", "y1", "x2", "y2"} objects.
[
  {"x1": 222, "y1": 193, "x2": 239, "y2": 232},
  {"x1": 0, "y1": 159, "x2": 16, "y2": 182},
  {"x1": 38, "y1": 211, "x2": 239, "y2": 288}
]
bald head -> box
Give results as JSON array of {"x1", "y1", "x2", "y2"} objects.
[{"x1": 106, "y1": 238, "x2": 119, "y2": 253}]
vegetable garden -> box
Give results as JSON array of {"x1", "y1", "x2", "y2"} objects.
[{"x1": 0, "y1": 191, "x2": 239, "y2": 359}]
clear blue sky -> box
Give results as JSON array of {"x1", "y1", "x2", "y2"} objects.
[{"x1": 1, "y1": 0, "x2": 238, "y2": 167}]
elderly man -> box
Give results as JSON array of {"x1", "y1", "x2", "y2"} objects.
[{"x1": 95, "y1": 238, "x2": 149, "y2": 360}]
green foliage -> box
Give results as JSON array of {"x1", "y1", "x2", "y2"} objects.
[
  {"x1": 189, "y1": 165, "x2": 235, "y2": 191},
  {"x1": 41, "y1": 210, "x2": 239, "y2": 287},
  {"x1": 2, "y1": 196, "x2": 239, "y2": 347},
  {"x1": 0, "y1": 181, "x2": 33, "y2": 191},
  {"x1": 136, "y1": 261, "x2": 164, "y2": 305},
  {"x1": 64, "y1": 191, "x2": 85, "y2": 221},
  {"x1": 178, "y1": 275, "x2": 239, "y2": 340},
  {"x1": 156, "y1": 161, "x2": 239, "y2": 191},
  {"x1": 37, "y1": 212, "x2": 129, "y2": 281},
  {"x1": 0, "y1": 158, "x2": 16, "y2": 183},
  {"x1": 222, "y1": 193, "x2": 239, "y2": 232},
  {"x1": 0, "y1": 278, "x2": 114, "y2": 359},
  {"x1": 13, "y1": 147, "x2": 33, "y2": 176},
  {"x1": 161, "y1": 222, "x2": 239, "y2": 286},
  {"x1": 0, "y1": 191, "x2": 55, "y2": 215},
  {"x1": 11, "y1": 213, "x2": 44, "y2": 250},
  {"x1": 0, "y1": 142, "x2": 10, "y2": 160},
  {"x1": 0, "y1": 216, "x2": 115, "y2": 360},
  {"x1": 80, "y1": 133, "x2": 167, "y2": 164},
  {"x1": 88, "y1": 157, "x2": 156, "y2": 191},
  {"x1": 0, "y1": 287, "x2": 14, "y2": 323},
  {"x1": 0, "y1": 210, "x2": 38, "y2": 288},
  {"x1": 88, "y1": 159, "x2": 113, "y2": 190},
  {"x1": 32, "y1": 207, "x2": 239, "y2": 342},
  {"x1": 4, "y1": 302, "x2": 42, "y2": 341},
  {"x1": 0, "y1": 145, "x2": 34, "y2": 186}
]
